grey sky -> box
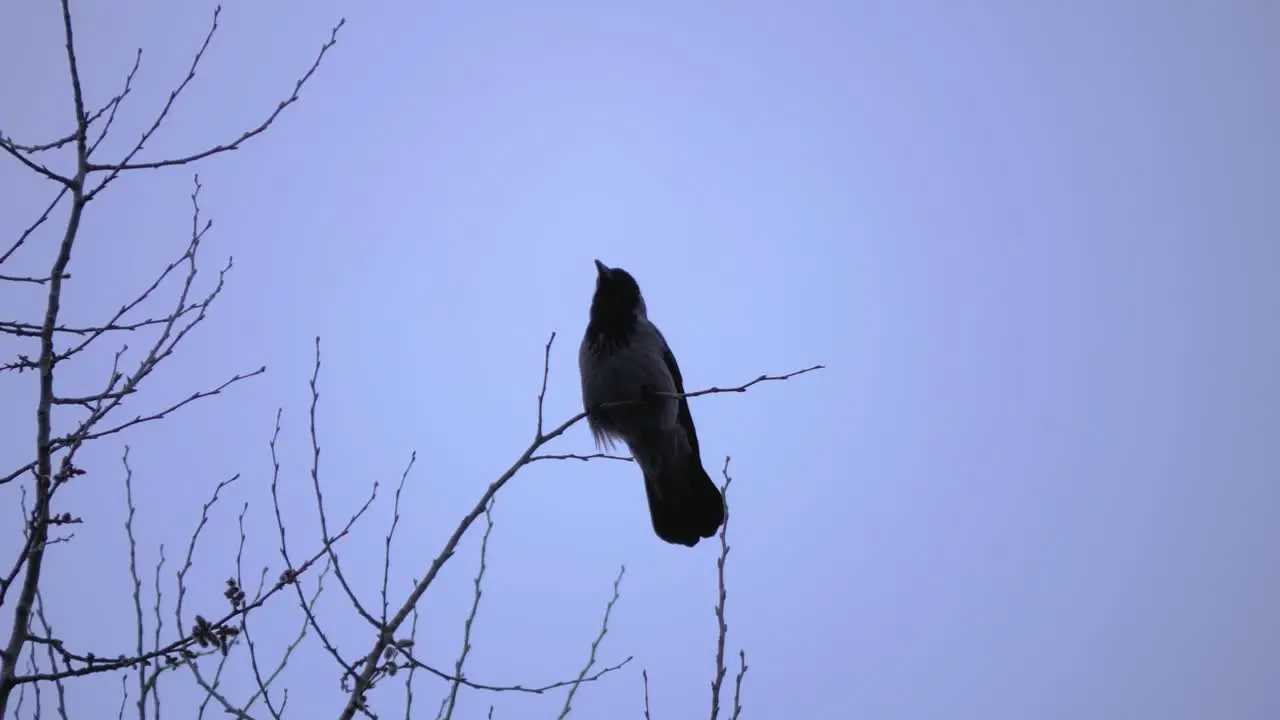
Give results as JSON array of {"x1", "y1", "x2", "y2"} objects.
[{"x1": 2, "y1": 0, "x2": 1277, "y2": 718}]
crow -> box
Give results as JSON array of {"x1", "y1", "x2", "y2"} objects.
[{"x1": 578, "y1": 259, "x2": 725, "y2": 547}]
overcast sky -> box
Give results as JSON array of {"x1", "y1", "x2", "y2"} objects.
[{"x1": 2, "y1": 1, "x2": 1278, "y2": 718}]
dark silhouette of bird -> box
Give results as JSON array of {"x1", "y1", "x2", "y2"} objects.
[{"x1": 578, "y1": 259, "x2": 725, "y2": 547}]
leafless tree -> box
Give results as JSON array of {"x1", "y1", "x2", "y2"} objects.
[{"x1": 0, "y1": 3, "x2": 821, "y2": 718}]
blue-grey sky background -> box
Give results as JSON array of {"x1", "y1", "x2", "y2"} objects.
[{"x1": 2, "y1": 1, "x2": 1277, "y2": 718}]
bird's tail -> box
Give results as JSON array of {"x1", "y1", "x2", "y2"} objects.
[{"x1": 642, "y1": 450, "x2": 725, "y2": 547}]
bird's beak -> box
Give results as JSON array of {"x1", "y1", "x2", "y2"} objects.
[{"x1": 594, "y1": 259, "x2": 609, "y2": 277}]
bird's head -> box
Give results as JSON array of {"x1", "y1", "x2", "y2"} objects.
[{"x1": 590, "y1": 259, "x2": 648, "y2": 322}]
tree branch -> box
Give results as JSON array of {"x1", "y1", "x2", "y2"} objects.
[
  {"x1": 710, "y1": 458, "x2": 736, "y2": 720},
  {"x1": 337, "y1": 331, "x2": 821, "y2": 719},
  {"x1": 85, "y1": 14, "x2": 345, "y2": 179},
  {"x1": 0, "y1": 1, "x2": 91, "y2": 711},
  {"x1": 558, "y1": 565, "x2": 626, "y2": 719}
]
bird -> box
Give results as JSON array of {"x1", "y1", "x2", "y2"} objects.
[{"x1": 578, "y1": 259, "x2": 725, "y2": 547}]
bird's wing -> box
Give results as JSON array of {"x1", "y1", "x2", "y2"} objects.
[{"x1": 654, "y1": 326, "x2": 704, "y2": 459}]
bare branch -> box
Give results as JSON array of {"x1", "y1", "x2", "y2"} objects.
[
  {"x1": 438, "y1": 498, "x2": 497, "y2": 720},
  {"x1": 14, "y1": 516, "x2": 358, "y2": 686},
  {"x1": 395, "y1": 649, "x2": 632, "y2": 698},
  {"x1": 268, "y1": 407, "x2": 367, "y2": 683},
  {"x1": 78, "y1": 367, "x2": 264, "y2": 447},
  {"x1": 403, "y1": 608, "x2": 421, "y2": 720},
  {"x1": 382, "y1": 453, "x2": 417, "y2": 623},
  {"x1": 56, "y1": 176, "x2": 222, "y2": 364},
  {"x1": 174, "y1": 474, "x2": 239, "y2": 636},
  {"x1": 0, "y1": 0, "x2": 92, "y2": 710},
  {"x1": 122, "y1": 448, "x2": 148, "y2": 720},
  {"x1": 234, "y1": 501, "x2": 331, "y2": 720},
  {"x1": 1, "y1": 132, "x2": 76, "y2": 154},
  {"x1": 32, "y1": 591, "x2": 70, "y2": 719},
  {"x1": 710, "y1": 457, "x2": 743, "y2": 720},
  {"x1": 642, "y1": 670, "x2": 652, "y2": 720},
  {"x1": 4, "y1": 0, "x2": 352, "y2": 715},
  {"x1": 306, "y1": 337, "x2": 381, "y2": 629},
  {"x1": 338, "y1": 332, "x2": 821, "y2": 719},
  {"x1": 0, "y1": 508, "x2": 39, "y2": 608},
  {"x1": 1, "y1": 177, "x2": 259, "y2": 489},
  {"x1": 86, "y1": 14, "x2": 346, "y2": 179},
  {"x1": 0, "y1": 46, "x2": 137, "y2": 158},
  {"x1": 117, "y1": 675, "x2": 129, "y2": 720},
  {"x1": 535, "y1": 332, "x2": 554, "y2": 437},
  {"x1": 558, "y1": 565, "x2": 626, "y2": 719},
  {"x1": 0, "y1": 185, "x2": 69, "y2": 266},
  {"x1": 528, "y1": 453, "x2": 632, "y2": 463},
  {"x1": 0, "y1": 273, "x2": 69, "y2": 286},
  {"x1": 0, "y1": 137, "x2": 73, "y2": 186},
  {"x1": 731, "y1": 650, "x2": 747, "y2": 720},
  {"x1": 240, "y1": 560, "x2": 328, "y2": 719},
  {"x1": 150, "y1": 545, "x2": 167, "y2": 720},
  {"x1": 80, "y1": 5, "x2": 217, "y2": 193},
  {"x1": 88, "y1": 48, "x2": 144, "y2": 157},
  {"x1": 0, "y1": 309, "x2": 202, "y2": 338},
  {"x1": 668, "y1": 365, "x2": 825, "y2": 401}
]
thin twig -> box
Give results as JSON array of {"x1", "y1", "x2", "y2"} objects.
[
  {"x1": 269, "y1": 403, "x2": 372, "y2": 683},
  {"x1": 710, "y1": 458, "x2": 735, "y2": 720},
  {"x1": 307, "y1": 337, "x2": 380, "y2": 628},
  {"x1": 731, "y1": 650, "x2": 747, "y2": 720},
  {"x1": 528, "y1": 453, "x2": 632, "y2": 463},
  {"x1": 0, "y1": 185, "x2": 69, "y2": 266},
  {"x1": 15, "y1": 519, "x2": 358, "y2": 686},
  {"x1": 396, "y1": 650, "x2": 632, "y2": 697},
  {"x1": 642, "y1": 669, "x2": 652, "y2": 720},
  {"x1": 233, "y1": 504, "x2": 285, "y2": 719},
  {"x1": 86, "y1": 16, "x2": 346, "y2": 178},
  {"x1": 88, "y1": 48, "x2": 144, "y2": 157},
  {"x1": 382, "y1": 452, "x2": 417, "y2": 623},
  {"x1": 150, "y1": 545, "x2": 167, "y2": 720},
  {"x1": 0, "y1": 1, "x2": 91, "y2": 710},
  {"x1": 558, "y1": 566, "x2": 625, "y2": 719},
  {"x1": 32, "y1": 590, "x2": 70, "y2": 719},
  {"x1": 438, "y1": 499, "x2": 497, "y2": 720},
  {"x1": 122, "y1": 448, "x2": 147, "y2": 720},
  {"x1": 403, "y1": 607, "x2": 420, "y2": 720},
  {"x1": 338, "y1": 333, "x2": 821, "y2": 719},
  {"x1": 0, "y1": 136, "x2": 72, "y2": 186}
]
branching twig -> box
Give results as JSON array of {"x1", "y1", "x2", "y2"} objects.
[
  {"x1": 731, "y1": 650, "x2": 747, "y2": 720},
  {"x1": 122, "y1": 447, "x2": 148, "y2": 720},
  {"x1": 437, "y1": 499, "x2": 497, "y2": 720},
  {"x1": 86, "y1": 14, "x2": 345, "y2": 179},
  {"x1": 0, "y1": 2, "x2": 91, "y2": 711},
  {"x1": 395, "y1": 650, "x2": 632, "y2": 697},
  {"x1": 642, "y1": 669, "x2": 652, "y2": 720},
  {"x1": 87, "y1": 48, "x2": 143, "y2": 157},
  {"x1": 338, "y1": 332, "x2": 821, "y2": 719},
  {"x1": 528, "y1": 453, "x2": 632, "y2": 463},
  {"x1": 0, "y1": 136, "x2": 72, "y2": 186},
  {"x1": 32, "y1": 591, "x2": 70, "y2": 719},
  {"x1": 150, "y1": 545, "x2": 167, "y2": 720},
  {"x1": 403, "y1": 607, "x2": 421, "y2": 719},
  {"x1": 710, "y1": 458, "x2": 735, "y2": 720},
  {"x1": 0, "y1": 187, "x2": 69, "y2": 266},
  {"x1": 269, "y1": 401, "x2": 374, "y2": 684},
  {"x1": 307, "y1": 337, "x2": 380, "y2": 629},
  {"x1": 558, "y1": 566, "x2": 626, "y2": 719},
  {"x1": 1, "y1": 0, "x2": 347, "y2": 715},
  {"x1": 382, "y1": 453, "x2": 417, "y2": 624},
  {"x1": 14, "y1": 519, "x2": 358, "y2": 686}
]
